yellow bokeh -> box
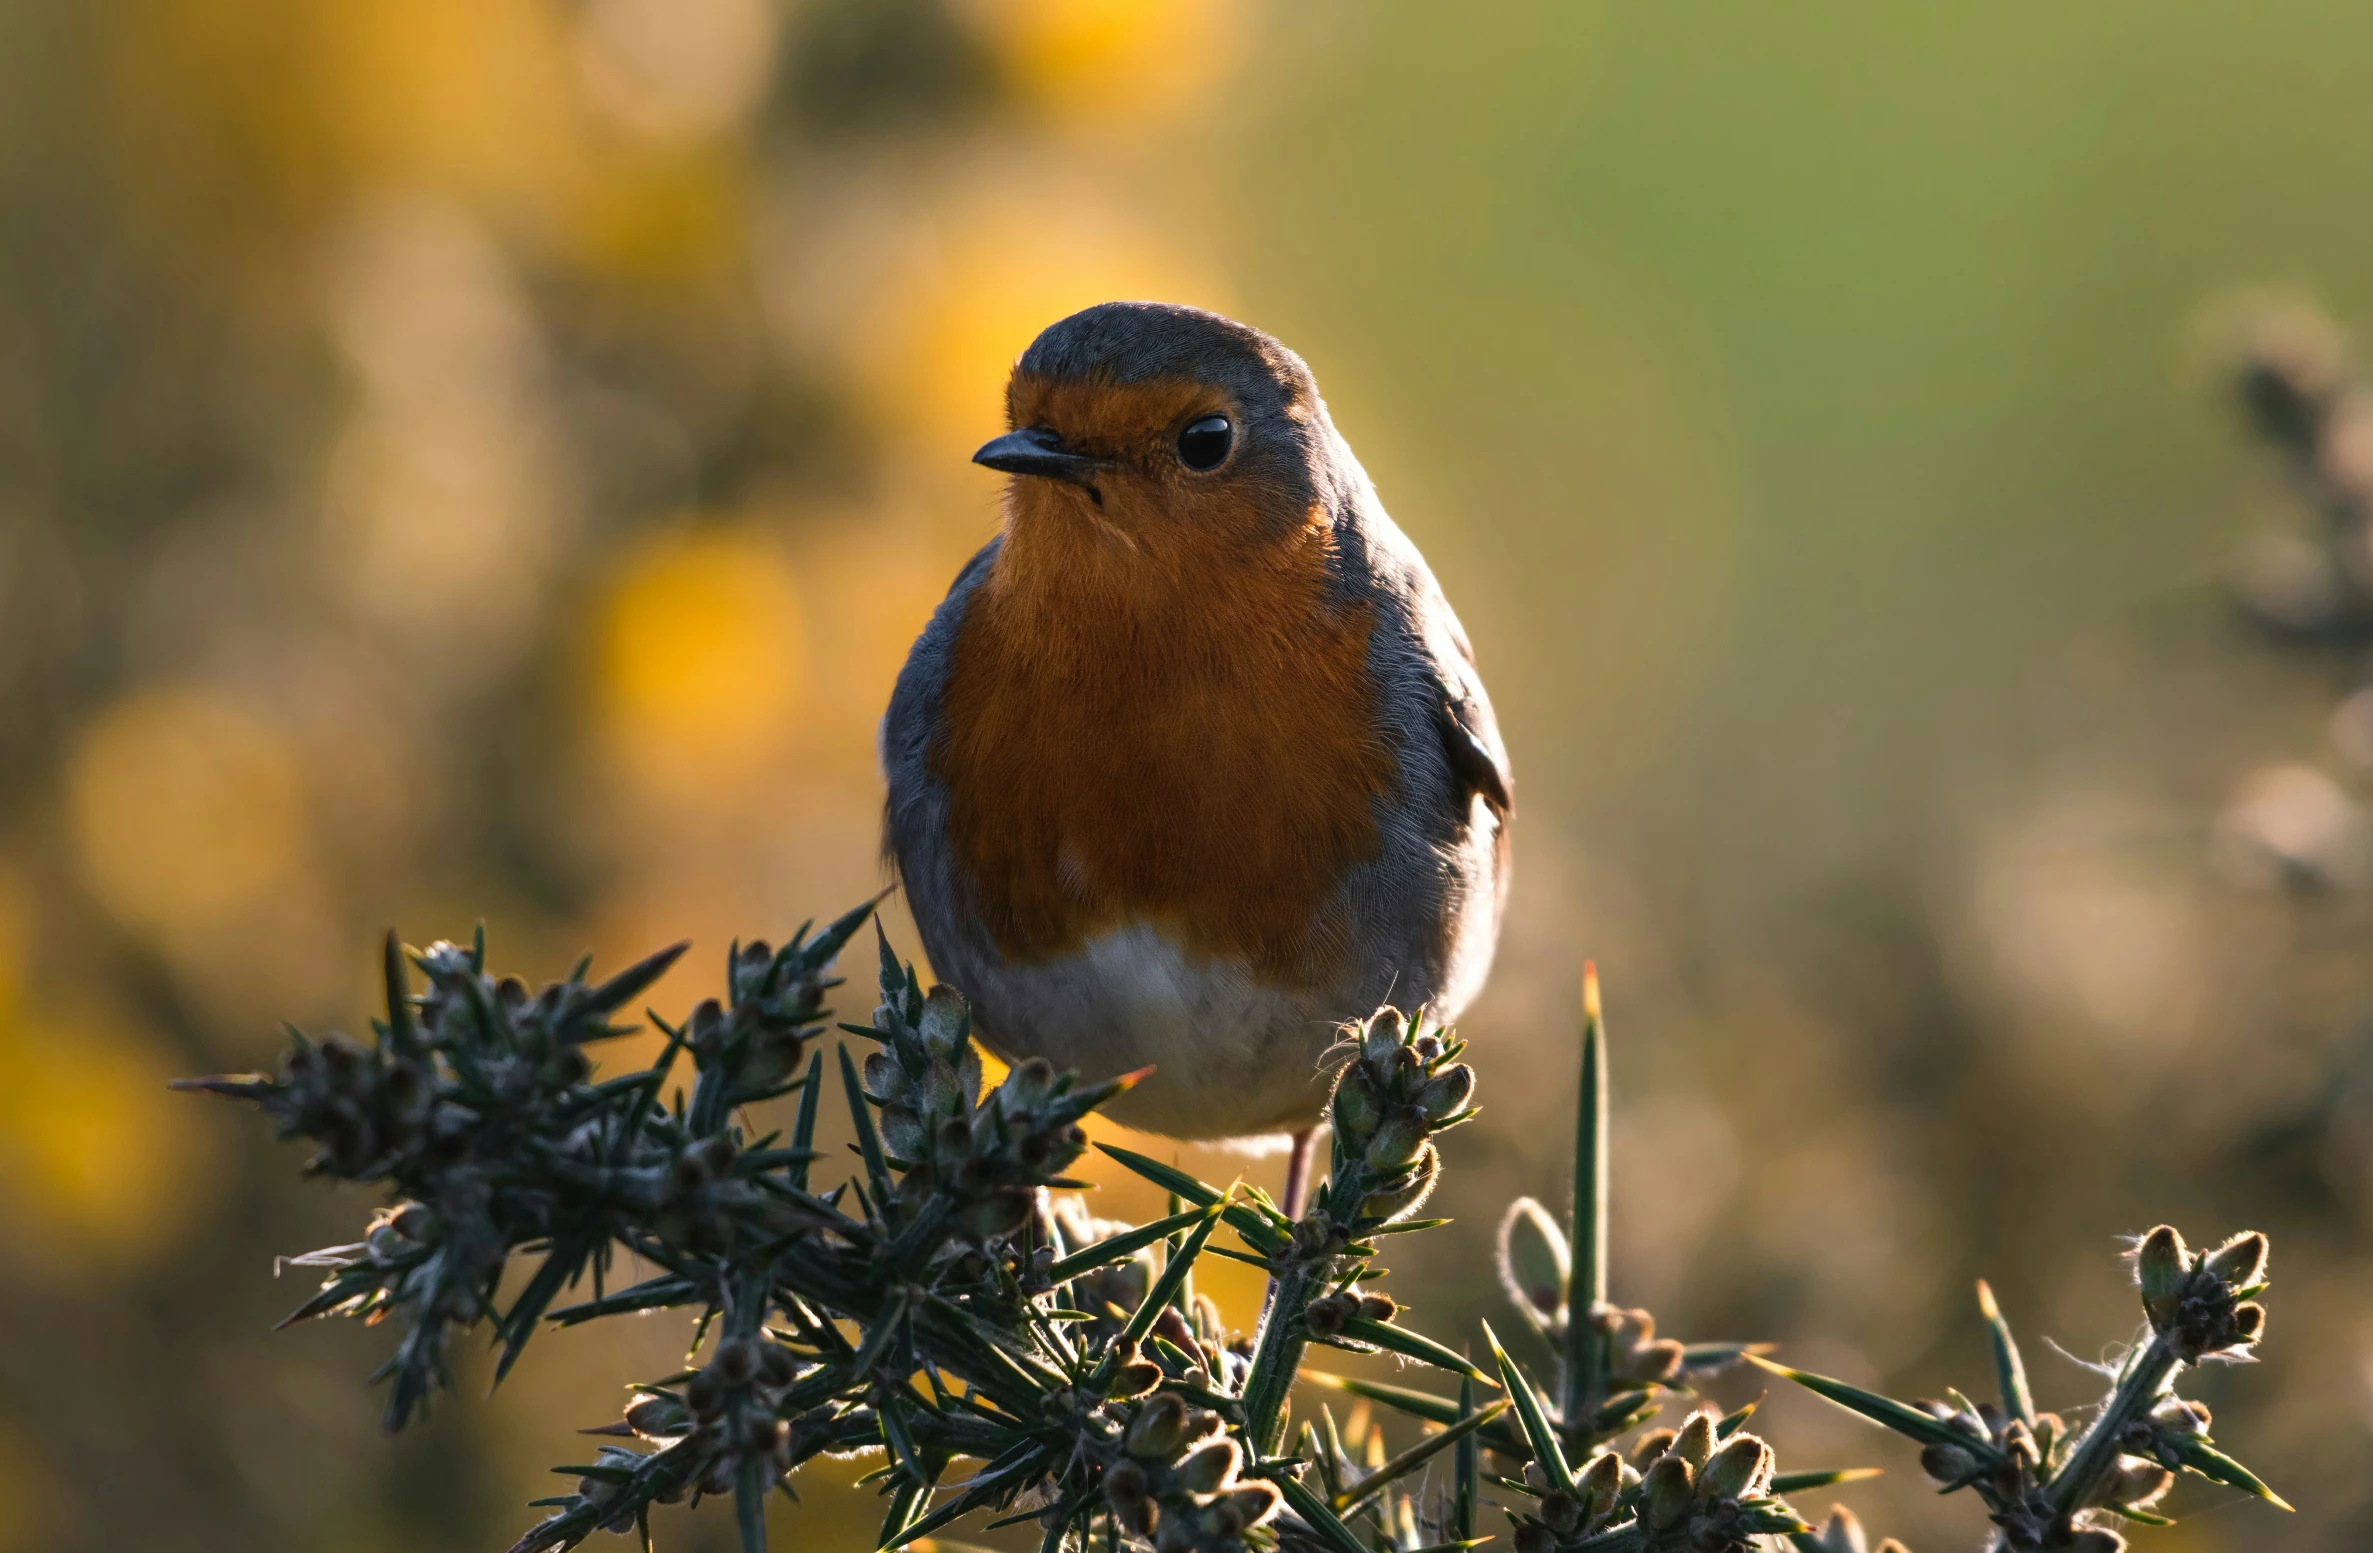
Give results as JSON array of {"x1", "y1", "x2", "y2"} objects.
[
  {"x1": 0, "y1": 868, "x2": 24, "y2": 1019},
  {"x1": 317, "y1": 0, "x2": 585, "y2": 220},
  {"x1": 0, "y1": 1005, "x2": 217, "y2": 1270},
  {"x1": 67, "y1": 688, "x2": 308, "y2": 938},
  {"x1": 784, "y1": 518, "x2": 989, "y2": 778},
  {"x1": 566, "y1": 141, "x2": 747, "y2": 287},
  {"x1": 960, "y1": 0, "x2": 1243, "y2": 130},
  {"x1": 594, "y1": 528, "x2": 810, "y2": 802},
  {"x1": 110, "y1": 0, "x2": 595, "y2": 259},
  {"x1": 860, "y1": 198, "x2": 1229, "y2": 449}
]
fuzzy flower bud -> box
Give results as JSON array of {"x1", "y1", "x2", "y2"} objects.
[
  {"x1": 711, "y1": 1338, "x2": 756, "y2": 1384},
  {"x1": 624, "y1": 1394, "x2": 690, "y2": 1439},
  {"x1": 1575, "y1": 1449, "x2": 1623, "y2": 1516},
  {"x1": 1669, "y1": 1410, "x2": 1718, "y2": 1469},
  {"x1": 1222, "y1": 1481, "x2": 1279, "y2": 1528},
  {"x1": 1105, "y1": 1360, "x2": 1162, "y2": 1399},
  {"x1": 1809, "y1": 1506, "x2": 1868, "y2": 1553},
  {"x1": 2136, "y1": 1225, "x2": 2190, "y2": 1324},
  {"x1": 1920, "y1": 1439, "x2": 1982, "y2": 1485},
  {"x1": 2097, "y1": 1456, "x2": 2174, "y2": 1509},
  {"x1": 1125, "y1": 1393, "x2": 1190, "y2": 1459},
  {"x1": 1177, "y1": 1438, "x2": 1240, "y2": 1495},
  {"x1": 1330, "y1": 1076, "x2": 1381, "y2": 1142},
  {"x1": 1699, "y1": 1434, "x2": 1775, "y2": 1501},
  {"x1": 1362, "y1": 1112, "x2": 1427, "y2": 1172},
  {"x1": 1642, "y1": 1453, "x2": 1694, "y2": 1529},
  {"x1": 1303, "y1": 1291, "x2": 1360, "y2": 1339},
  {"x1": 1360, "y1": 1143, "x2": 1440, "y2": 1221},
  {"x1": 1416, "y1": 1065, "x2": 1474, "y2": 1120},
  {"x1": 1103, "y1": 1460, "x2": 1150, "y2": 1508},
  {"x1": 2204, "y1": 1230, "x2": 2269, "y2": 1289}
]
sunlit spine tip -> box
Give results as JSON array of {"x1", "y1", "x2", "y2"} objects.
[{"x1": 1581, "y1": 962, "x2": 1602, "y2": 1023}]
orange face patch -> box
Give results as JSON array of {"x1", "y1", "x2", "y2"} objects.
[{"x1": 932, "y1": 379, "x2": 1388, "y2": 987}]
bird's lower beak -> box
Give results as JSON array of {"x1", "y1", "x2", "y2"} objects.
[{"x1": 972, "y1": 426, "x2": 1111, "y2": 489}]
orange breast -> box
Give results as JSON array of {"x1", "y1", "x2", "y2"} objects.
[{"x1": 932, "y1": 514, "x2": 1389, "y2": 988}]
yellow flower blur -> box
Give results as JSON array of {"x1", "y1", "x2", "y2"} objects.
[
  {"x1": 67, "y1": 689, "x2": 308, "y2": 939},
  {"x1": 962, "y1": 0, "x2": 1243, "y2": 130},
  {"x1": 860, "y1": 199, "x2": 1228, "y2": 450},
  {"x1": 594, "y1": 528, "x2": 810, "y2": 802},
  {"x1": 0, "y1": 1008, "x2": 215, "y2": 1269}
]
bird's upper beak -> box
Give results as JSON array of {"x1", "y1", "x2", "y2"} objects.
[{"x1": 972, "y1": 426, "x2": 1111, "y2": 489}]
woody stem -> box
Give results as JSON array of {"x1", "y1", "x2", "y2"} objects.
[
  {"x1": 1240, "y1": 1264, "x2": 1320, "y2": 1457},
  {"x1": 2042, "y1": 1334, "x2": 2180, "y2": 1524}
]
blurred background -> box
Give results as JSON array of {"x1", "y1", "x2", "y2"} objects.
[{"x1": 4, "y1": 1, "x2": 2373, "y2": 1547}]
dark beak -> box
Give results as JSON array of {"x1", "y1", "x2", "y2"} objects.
[{"x1": 972, "y1": 426, "x2": 1111, "y2": 489}]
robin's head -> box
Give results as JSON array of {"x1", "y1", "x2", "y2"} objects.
[{"x1": 974, "y1": 303, "x2": 1346, "y2": 562}]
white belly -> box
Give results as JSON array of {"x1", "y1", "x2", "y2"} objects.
[{"x1": 957, "y1": 923, "x2": 1348, "y2": 1142}]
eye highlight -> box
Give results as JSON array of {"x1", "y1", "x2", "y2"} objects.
[{"x1": 1176, "y1": 414, "x2": 1232, "y2": 471}]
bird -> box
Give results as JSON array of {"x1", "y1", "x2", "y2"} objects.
[{"x1": 881, "y1": 301, "x2": 1510, "y2": 1217}]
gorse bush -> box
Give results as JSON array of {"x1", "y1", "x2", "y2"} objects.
[{"x1": 179, "y1": 904, "x2": 2290, "y2": 1553}]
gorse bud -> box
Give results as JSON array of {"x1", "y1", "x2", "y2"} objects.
[
  {"x1": 1103, "y1": 1460, "x2": 1149, "y2": 1508},
  {"x1": 1416, "y1": 1065, "x2": 1474, "y2": 1120},
  {"x1": 2096, "y1": 1455, "x2": 2174, "y2": 1509},
  {"x1": 1222, "y1": 1481, "x2": 1278, "y2": 1529},
  {"x1": 1302, "y1": 1290, "x2": 1359, "y2": 1339},
  {"x1": 1329, "y1": 1076, "x2": 1379, "y2": 1139},
  {"x1": 1175, "y1": 1438, "x2": 1238, "y2": 1494},
  {"x1": 2136, "y1": 1224, "x2": 2190, "y2": 1321},
  {"x1": 1809, "y1": 1505, "x2": 1868, "y2": 1553},
  {"x1": 1699, "y1": 1433, "x2": 1774, "y2": 1500},
  {"x1": 1670, "y1": 1409, "x2": 1718, "y2": 1469},
  {"x1": 1574, "y1": 1448, "x2": 1623, "y2": 1519},
  {"x1": 2204, "y1": 1230, "x2": 2269, "y2": 1289},
  {"x1": 1363, "y1": 1113, "x2": 1427, "y2": 1172},
  {"x1": 1642, "y1": 1452, "x2": 1694, "y2": 1529},
  {"x1": 623, "y1": 1394, "x2": 688, "y2": 1440},
  {"x1": 1359, "y1": 1141, "x2": 1440, "y2": 1221},
  {"x1": 2133, "y1": 1221, "x2": 2276, "y2": 1360},
  {"x1": 1126, "y1": 1393, "x2": 1191, "y2": 1459},
  {"x1": 2149, "y1": 1396, "x2": 2211, "y2": 1437},
  {"x1": 1920, "y1": 1439, "x2": 1982, "y2": 1485},
  {"x1": 1105, "y1": 1359, "x2": 1161, "y2": 1399}
]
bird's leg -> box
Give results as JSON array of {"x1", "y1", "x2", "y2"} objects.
[{"x1": 1279, "y1": 1127, "x2": 1319, "y2": 1222}]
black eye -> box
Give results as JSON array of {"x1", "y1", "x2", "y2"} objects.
[{"x1": 1177, "y1": 414, "x2": 1232, "y2": 471}]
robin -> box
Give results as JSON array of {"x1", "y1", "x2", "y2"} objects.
[{"x1": 882, "y1": 301, "x2": 1510, "y2": 1216}]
